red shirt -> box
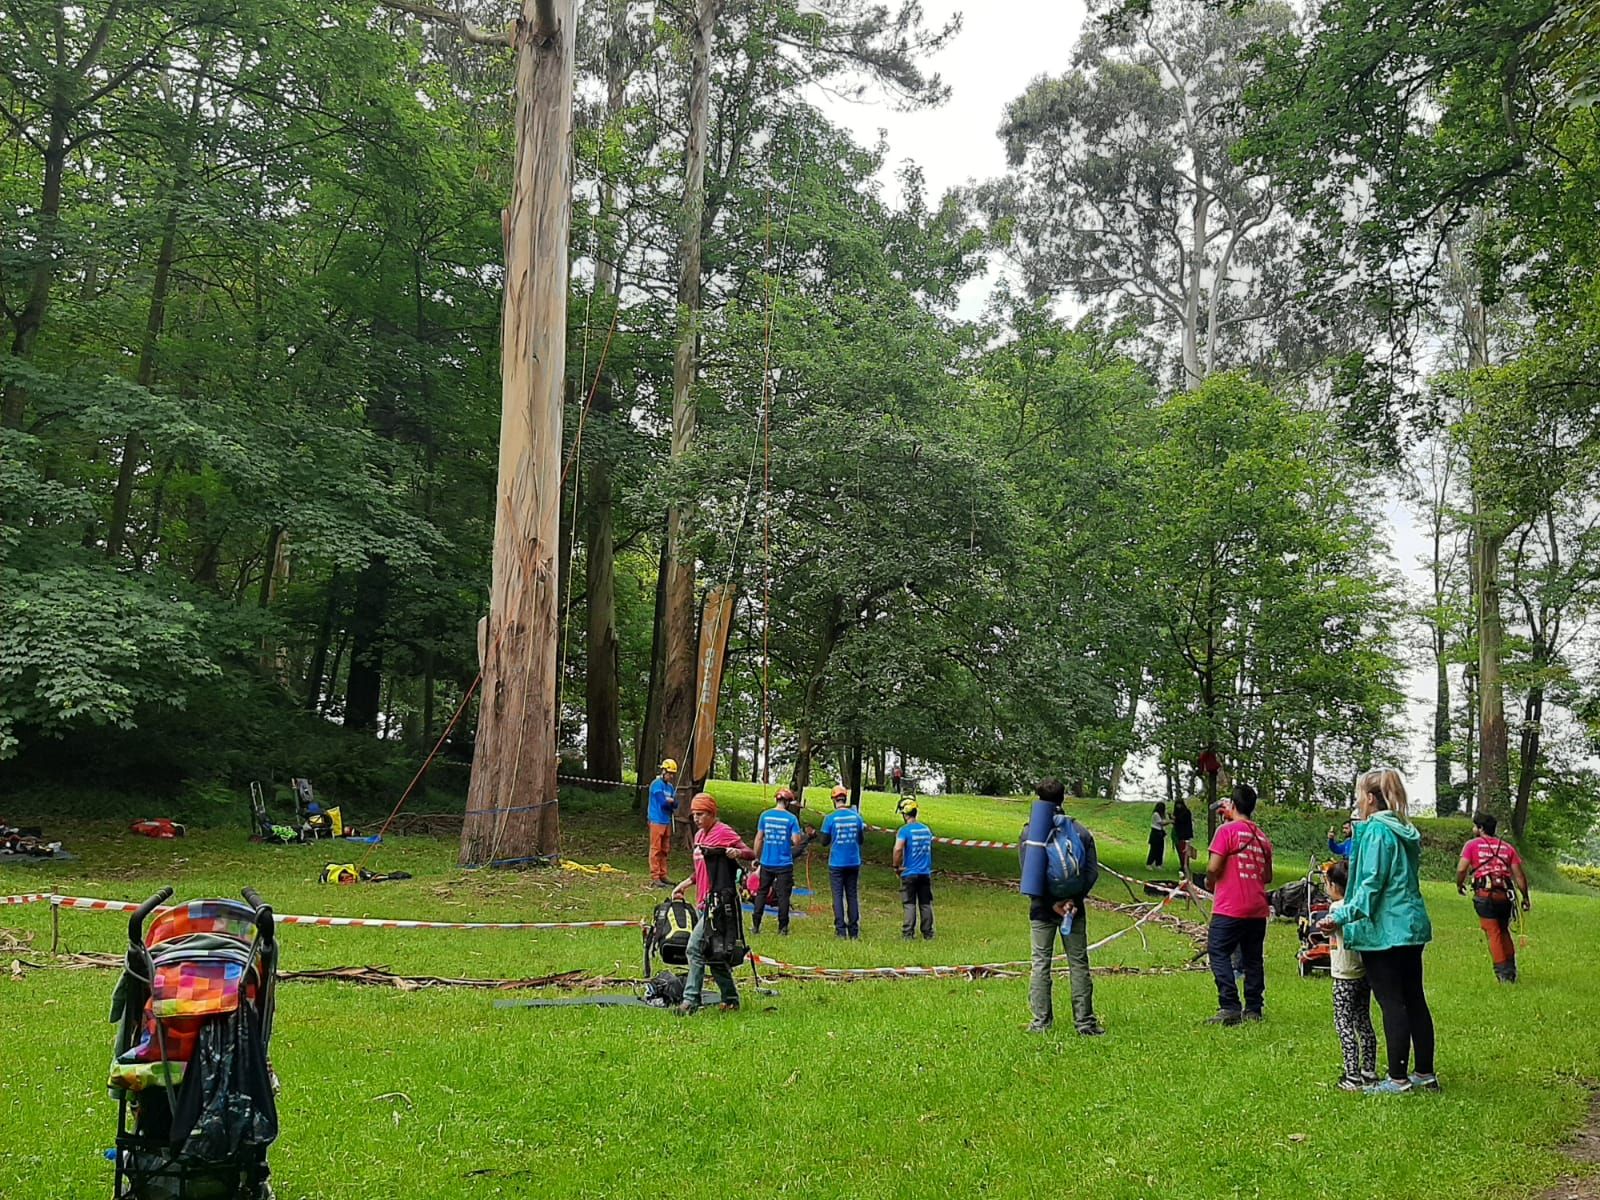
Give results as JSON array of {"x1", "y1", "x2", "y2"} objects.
[
  {"x1": 691, "y1": 821, "x2": 752, "y2": 904},
  {"x1": 1462, "y1": 836, "x2": 1521, "y2": 887},
  {"x1": 1209, "y1": 819, "x2": 1274, "y2": 919}
]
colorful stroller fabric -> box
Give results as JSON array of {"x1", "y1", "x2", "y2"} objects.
[{"x1": 108, "y1": 888, "x2": 279, "y2": 1199}]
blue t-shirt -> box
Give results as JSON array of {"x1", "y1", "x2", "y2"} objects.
[
  {"x1": 647, "y1": 778, "x2": 677, "y2": 826},
  {"x1": 821, "y1": 808, "x2": 865, "y2": 869},
  {"x1": 897, "y1": 821, "x2": 933, "y2": 877},
  {"x1": 757, "y1": 807, "x2": 802, "y2": 868}
]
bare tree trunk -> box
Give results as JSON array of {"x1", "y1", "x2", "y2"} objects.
[
  {"x1": 633, "y1": 534, "x2": 670, "y2": 810},
  {"x1": 2, "y1": 105, "x2": 70, "y2": 429},
  {"x1": 789, "y1": 595, "x2": 841, "y2": 797},
  {"x1": 460, "y1": 0, "x2": 577, "y2": 865},
  {"x1": 305, "y1": 572, "x2": 340, "y2": 712},
  {"x1": 1475, "y1": 520, "x2": 1509, "y2": 816},
  {"x1": 659, "y1": 0, "x2": 725, "y2": 771},
  {"x1": 344, "y1": 557, "x2": 389, "y2": 731}
]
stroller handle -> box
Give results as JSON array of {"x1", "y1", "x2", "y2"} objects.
[
  {"x1": 128, "y1": 887, "x2": 174, "y2": 944},
  {"x1": 242, "y1": 888, "x2": 275, "y2": 945}
]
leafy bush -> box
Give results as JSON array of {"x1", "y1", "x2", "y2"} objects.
[{"x1": 1559, "y1": 864, "x2": 1600, "y2": 890}]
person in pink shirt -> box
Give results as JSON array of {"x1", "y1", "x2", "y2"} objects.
[
  {"x1": 670, "y1": 793, "x2": 754, "y2": 1013},
  {"x1": 1204, "y1": 782, "x2": 1274, "y2": 1026},
  {"x1": 1456, "y1": 812, "x2": 1530, "y2": 982}
]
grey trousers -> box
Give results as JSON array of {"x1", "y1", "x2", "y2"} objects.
[{"x1": 1029, "y1": 916, "x2": 1095, "y2": 1029}]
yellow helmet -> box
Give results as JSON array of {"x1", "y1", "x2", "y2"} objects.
[
  {"x1": 659, "y1": 758, "x2": 678, "y2": 774},
  {"x1": 896, "y1": 796, "x2": 919, "y2": 821}
]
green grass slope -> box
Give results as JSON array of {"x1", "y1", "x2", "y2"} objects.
[{"x1": 1, "y1": 782, "x2": 1595, "y2": 1200}]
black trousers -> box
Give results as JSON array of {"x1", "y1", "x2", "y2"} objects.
[
  {"x1": 751, "y1": 865, "x2": 794, "y2": 932},
  {"x1": 900, "y1": 874, "x2": 934, "y2": 938},
  {"x1": 1207, "y1": 915, "x2": 1265, "y2": 1014},
  {"x1": 1362, "y1": 944, "x2": 1435, "y2": 1080},
  {"x1": 1146, "y1": 831, "x2": 1166, "y2": 867},
  {"x1": 829, "y1": 866, "x2": 860, "y2": 937}
]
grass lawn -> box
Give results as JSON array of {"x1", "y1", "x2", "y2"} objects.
[{"x1": 2, "y1": 782, "x2": 1596, "y2": 1199}]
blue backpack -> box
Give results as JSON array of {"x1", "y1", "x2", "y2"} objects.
[{"x1": 1045, "y1": 816, "x2": 1098, "y2": 901}]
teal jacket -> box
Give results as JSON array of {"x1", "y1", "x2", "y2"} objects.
[{"x1": 1327, "y1": 811, "x2": 1432, "y2": 951}]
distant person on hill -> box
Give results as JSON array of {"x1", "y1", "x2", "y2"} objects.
[
  {"x1": 1019, "y1": 778, "x2": 1104, "y2": 1036},
  {"x1": 1324, "y1": 859, "x2": 1378, "y2": 1090},
  {"x1": 892, "y1": 764, "x2": 905, "y2": 795},
  {"x1": 670, "y1": 793, "x2": 754, "y2": 1013},
  {"x1": 1319, "y1": 768, "x2": 1437, "y2": 1094},
  {"x1": 750, "y1": 788, "x2": 807, "y2": 935},
  {"x1": 1204, "y1": 782, "x2": 1274, "y2": 1026},
  {"x1": 646, "y1": 758, "x2": 679, "y2": 887},
  {"x1": 1171, "y1": 797, "x2": 1196, "y2": 879},
  {"x1": 1456, "y1": 812, "x2": 1530, "y2": 983},
  {"x1": 1147, "y1": 802, "x2": 1171, "y2": 868},
  {"x1": 893, "y1": 797, "x2": 935, "y2": 940},
  {"x1": 821, "y1": 785, "x2": 866, "y2": 938}
]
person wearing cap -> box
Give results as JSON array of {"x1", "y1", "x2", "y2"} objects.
[
  {"x1": 1204, "y1": 782, "x2": 1274, "y2": 1026},
  {"x1": 646, "y1": 758, "x2": 679, "y2": 887},
  {"x1": 1456, "y1": 811, "x2": 1530, "y2": 983},
  {"x1": 820, "y1": 785, "x2": 866, "y2": 938},
  {"x1": 670, "y1": 793, "x2": 754, "y2": 1013},
  {"x1": 893, "y1": 796, "x2": 935, "y2": 940},
  {"x1": 751, "y1": 788, "x2": 807, "y2": 935}
]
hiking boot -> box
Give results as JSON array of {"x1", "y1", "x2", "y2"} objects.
[
  {"x1": 902, "y1": 933, "x2": 915, "y2": 940},
  {"x1": 1408, "y1": 1073, "x2": 1441, "y2": 1092},
  {"x1": 1242, "y1": 1009, "x2": 1264, "y2": 1022},
  {"x1": 1024, "y1": 1018, "x2": 1053, "y2": 1034},
  {"x1": 718, "y1": 1000, "x2": 741, "y2": 1013},
  {"x1": 1076, "y1": 1022, "x2": 1106, "y2": 1037},
  {"x1": 1363, "y1": 1078, "x2": 1413, "y2": 1095},
  {"x1": 778, "y1": 928, "x2": 790, "y2": 936},
  {"x1": 1337, "y1": 1077, "x2": 1364, "y2": 1092},
  {"x1": 1204, "y1": 1010, "x2": 1243, "y2": 1027},
  {"x1": 673, "y1": 1002, "x2": 699, "y2": 1017}
]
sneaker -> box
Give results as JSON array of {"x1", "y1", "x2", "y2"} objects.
[
  {"x1": 848, "y1": 933, "x2": 859, "y2": 940},
  {"x1": 1025, "y1": 1019, "x2": 1053, "y2": 1034},
  {"x1": 1242, "y1": 1009, "x2": 1264, "y2": 1022},
  {"x1": 718, "y1": 1001, "x2": 741, "y2": 1013},
  {"x1": 1077, "y1": 1022, "x2": 1107, "y2": 1037},
  {"x1": 1204, "y1": 1010, "x2": 1243, "y2": 1027},
  {"x1": 1408, "y1": 1073, "x2": 1441, "y2": 1092},
  {"x1": 902, "y1": 933, "x2": 915, "y2": 940},
  {"x1": 1336, "y1": 1077, "x2": 1364, "y2": 1092},
  {"x1": 778, "y1": 928, "x2": 789, "y2": 936},
  {"x1": 673, "y1": 1002, "x2": 699, "y2": 1017},
  {"x1": 922, "y1": 933, "x2": 935, "y2": 941},
  {"x1": 651, "y1": 879, "x2": 672, "y2": 889},
  {"x1": 1363, "y1": 1078, "x2": 1413, "y2": 1095}
]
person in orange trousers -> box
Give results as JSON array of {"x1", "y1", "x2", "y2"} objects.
[
  {"x1": 1456, "y1": 812, "x2": 1530, "y2": 982},
  {"x1": 647, "y1": 759, "x2": 679, "y2": 886}
]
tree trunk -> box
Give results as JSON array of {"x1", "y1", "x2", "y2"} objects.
[
  {"x1": 305, "y1": 572, "x2": 340, "y2": 712},
  {"x1": 1433, "y1": 655, "x2": 1453, "y2": 814},
  {"x1": 633, "y1": 534, "x2": 670, "y2": 810},
  {"x1": 789, "y1": 595, "x2": 841, "y2": 797},
  {"x1": 344, "y1": 556, "x2": 389, "y2": 731},
  {"x1": 2, "y1": 105, "x2": 70, "y2": 429},
  {"x1": 658, "y1": 0, "x2": 725, "y2": 772},
  {"x1": 1462, "y1": 662, "x2": 1478, "y2": 812},
  {"x1": 1513, "y1": 681, "x2": 1542, "y2": 839},
  {"x1": 1475, "y1": 521, "x2": 1509, "y2": 816},
  {"x1": 848, "y1": 741, "x2": 863, "y2": 806},
  {"x1": 460, "y1": 0, "x2": 578, "y2": 866}
]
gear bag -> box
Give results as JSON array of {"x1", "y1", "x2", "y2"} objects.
[
  {"x1": 702, "y1": 849, "x2": 748, "y2": 968},
  {"x1": 1044, "y1": 815, "x2": 1098, "y2": 901},
  {"x1": 647, "y1": 898, "x2": 698, "y2": 967}
]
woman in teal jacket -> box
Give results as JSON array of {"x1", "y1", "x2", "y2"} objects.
[{"x1": 1320, "y1": 768, "x2": 1437, "y2": 1095}]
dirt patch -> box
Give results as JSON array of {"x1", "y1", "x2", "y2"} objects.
[{"x1": 1536, "y1": 1091, "x2": 1600, "y2": 1200}]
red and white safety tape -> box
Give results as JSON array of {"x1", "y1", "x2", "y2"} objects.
[
  {"x1": 4, "y1": 893, "x2": 640, "y2": 931},
  {"x1": 863, "y1": 823, "x2": 1018, "y2": 850}
]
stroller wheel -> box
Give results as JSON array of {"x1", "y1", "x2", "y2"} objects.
[{"x1": 1299, "y1": 958, "x2": 1312, "y2": 977}]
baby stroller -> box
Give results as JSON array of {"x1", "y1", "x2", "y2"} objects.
[
  {"x1": 1295, "y1": 858, "x2": 1332, "y2": 977},
  {"x1": 108, "y1": 887, "x2": 280, "y2": 1199}
]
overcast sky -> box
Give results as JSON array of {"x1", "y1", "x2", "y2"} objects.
[{"x1": 813, "y1": 0, "x2": 1446, "y2": 811}]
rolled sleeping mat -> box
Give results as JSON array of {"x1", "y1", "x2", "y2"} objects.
[{"x1": 1020, "y1": 800, "x2": 1056, "y2": 897}]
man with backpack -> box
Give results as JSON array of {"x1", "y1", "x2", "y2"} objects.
[
  {"x1": 893, "y1": 797, "x2": 935, "y2": 940},
  {"x1": 820, "y1": 785, "x2": 866, "y2": 938},
  {"x1": 670, "y1": 793, "x2": 754, "y2": 1014},
  {"x1": 1205, "y1": 782, "x2": 1274, "y2": 1025},
  {"x1": 1020, "y1": 778, "x2": 1104, "y2": 1036},
  {"x1": 750, "y1": 788, "x2": 807, "y2": 935},
  {"x1": 1456, "y1": 812, "x2": 1530, "y2": 982}
]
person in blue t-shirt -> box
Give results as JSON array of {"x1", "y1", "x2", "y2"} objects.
[
  {"x1": 750, "y1": 788, "x2": 807, "y2": 934},
  {"x1": 646, "y1": 758, "x2": 679, "y2": 886},
  {"x1": 893, "y1": 796, "x2": 935, "y2": 940},
  {"x1": 820, "y1": 785, "x2": 867, "y2": 938}
]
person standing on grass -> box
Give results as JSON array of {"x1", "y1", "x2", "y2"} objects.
[
  {"x1": 1204, "y1": 782, "x2": 1274, "y2": 1026},
  {"x1": 750, "y1": 788, "x2": 806, "y2": 935},
  {"x1": 647, "y1": 758, "x2": 679, "y2": 887},
  {"x1": 671, "y1": 793, "x2": 754, "y2": 1013},
  {"x1": 1020, "y1": 778, "x2": 1104, "y2": 1037},
  {"x1": 1171, "y1": 796, "x2": 1195, "y2": 880},
  {"x1": 1324, "y1": 859, "x2": 1379, "y2": 1090},
  {"x1": 1319, "y1": 768, "x2": 1437, "y2": 1094},
  {"x1": 821, "y1": 785, "x2": 866, "y2": 939},
  {"x1": 1147, "y1": 802, "x2": 1171, "y2": 867},
  {"x1": 1456, "y1": 812, "x2": 1530, "y2": 983},
  {"x1": 893, "y1": 796, "x2": 935, "y2": 940}
]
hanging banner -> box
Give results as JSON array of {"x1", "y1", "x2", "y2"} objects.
[{"x1": 689, "y1": 586, "x2": 737, "y2": 783}]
